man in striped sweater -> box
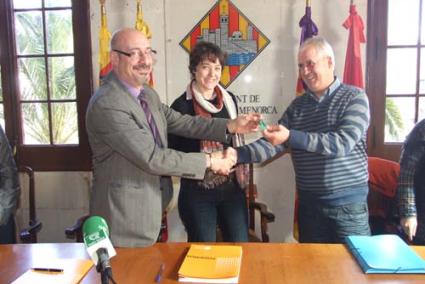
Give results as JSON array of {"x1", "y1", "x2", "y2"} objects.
[{"x1": 233, "y1": 37, "x2": 370, "y2": 243}]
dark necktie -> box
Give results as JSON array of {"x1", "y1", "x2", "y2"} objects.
[
  {"x1": 138, "y1": 90, "x2": 163, "y2": 147},
  {"x1": 139, "y1": 91, "x2": 168, "y2": 241}
]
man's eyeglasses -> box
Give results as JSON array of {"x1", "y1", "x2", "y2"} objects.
[
  {"x1": 297, "y1": 60, "x2": 317, "y2": 71},
  {"x1": 113, "y1": 48, "x2": 157, "y2": 60}
]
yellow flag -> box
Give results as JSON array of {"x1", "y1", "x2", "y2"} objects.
[
  {"x1": 135, "y1": 0, "x2": 152, "y2": 39},
  {"x1": 99, "y1": 0, "x2": 112, "y2": 83},
  {"x1": 135, "y1": 0, "x2": 154, "y2": 86}
]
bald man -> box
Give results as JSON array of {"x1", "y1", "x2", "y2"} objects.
[{"x1": 86, "y1": 28, "x2": 259, "y2": 247}]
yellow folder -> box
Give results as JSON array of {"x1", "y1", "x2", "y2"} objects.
[{"x1": 178, "y1": 244, "x2": 242, "y2": 283}]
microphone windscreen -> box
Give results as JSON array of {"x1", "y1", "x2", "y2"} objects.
[
  {"x1": 83, "y1": 216, "x2": 109, "y2": 237},
  {"x1": 82, "y1": 216, "x2": 117, "y2": 265}
]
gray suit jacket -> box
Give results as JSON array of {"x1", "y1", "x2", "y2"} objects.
[{"x1": 86, "y1": 72, "x2": 229, "y2": 247}]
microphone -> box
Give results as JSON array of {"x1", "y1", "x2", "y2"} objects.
[{"x1": 83, "y1": 216, "x2": 117, "y2": 284}]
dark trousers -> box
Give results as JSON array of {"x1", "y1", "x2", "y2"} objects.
[
  {"x1": 178, "y1": 179, "x2": 248, "y2": 242},
  {"x1": 298, "y1": 200, "x2": 371, "y2": 244},
  {"x1": 0, "y1": 215, "x2": 16, "y2": 244}
]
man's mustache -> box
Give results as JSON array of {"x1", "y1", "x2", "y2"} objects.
[{"x1": 133, "y1": 63, "x2": 151, "y2": 70}]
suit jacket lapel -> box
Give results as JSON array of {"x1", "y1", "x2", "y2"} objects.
[
  {"x1": 105, "y1": 72, "x2": 167, "y2": 146},
  {"x1": 107, "y1": 72, "x2": 152, "y2": 128}
]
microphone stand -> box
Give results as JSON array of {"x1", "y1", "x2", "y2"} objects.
[
  {"x1": 96, "y1": 248, "x2": 117, "y2": 284},
  {"x1": 96, "y1": 263, "x2": 109, "y2": 284}
]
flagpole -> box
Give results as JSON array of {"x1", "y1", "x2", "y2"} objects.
[{"x1": 100, "y1": 0, "x2": 106, "y2": 26}]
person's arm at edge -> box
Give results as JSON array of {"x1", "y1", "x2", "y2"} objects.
[
  {"x1": 397, "y1": 122, "x2": 425, "y2": 240},
  {"x1": 0, "y1": 126, "x2": 19, "y2": 225}
]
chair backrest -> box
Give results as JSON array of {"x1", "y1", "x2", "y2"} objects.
[
  {"x1": 367, "y1": 157, "x2": 401, "y2": 235},
  {"x1": 65, "y1": 214, "x2": 89, "y2": 242},
  {"x1": 18, "y1": 166, "x2": 42, "y2": 243}
]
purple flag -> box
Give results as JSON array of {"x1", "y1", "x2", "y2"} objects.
[
  {"x1": 299, "y1": 6, "x2": 319, "y2": 44},
  {"x1": 296, "y1": 6, "x2": 319, "y2": 96}
]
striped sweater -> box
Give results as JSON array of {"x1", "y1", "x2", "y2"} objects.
[{"x1": 237, "y1": 78, "x2": 370, "y2": 205}]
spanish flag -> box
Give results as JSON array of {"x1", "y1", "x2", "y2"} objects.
[{"x1": 99, "y1": 0, "x2": 112, "y2": 84}]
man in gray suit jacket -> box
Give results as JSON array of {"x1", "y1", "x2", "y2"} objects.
[{"x1": 86, "y1": 28, "x2": 260, "y2": 247}]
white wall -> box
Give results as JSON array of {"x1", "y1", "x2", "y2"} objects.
[
  {"x1": 16, "y1": 0, "x2": 367, "y2": 243},
  {"x1": 16, "y1": 172, "x2": 92, "y2": 242}
]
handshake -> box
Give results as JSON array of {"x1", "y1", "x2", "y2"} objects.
[{"x1": 206, "y1": 147, "x2": 237, "y2": 175}]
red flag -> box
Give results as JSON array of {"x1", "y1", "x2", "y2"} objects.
[
  {"x1": 342, "y1": 4, "x2": 366, "y2": 88},
  {"x1": 157, "y1": 214, "x2": 168, "y2": 243}
]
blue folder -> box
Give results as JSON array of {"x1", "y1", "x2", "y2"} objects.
[{"x1": 345, "y1": 234, "x2": 425, "y2": 273}]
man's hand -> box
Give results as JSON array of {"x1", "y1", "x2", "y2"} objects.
[
  {"x1": 208, "y1": 150, "x2": 236, "y2": 175},
  {"x1": 400, "y1": 216, "x2": 417, "y2": 241},
  {"x1": 227, "y1": 113, "x2": 261, "y2": 134},
  {"x1": 263, "y1": 124, "x2": 290, "y2": 145},
  {"x1": 224, "y1": 147, "x2": 237, "y2": 163}
]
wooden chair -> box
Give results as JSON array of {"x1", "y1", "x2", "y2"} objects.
[
  {"x1": 216, "y1": 163, "x2": 275, "y2": 242},
  {"x1": 65, "y1": 214, "x2": 89, "y2": 242},
  {"x1": 18, "y1": 166, "x2": 43, "y2": 243},
  {"x1": 246, "y1": 164, "x2": 275, "y2": 242}
]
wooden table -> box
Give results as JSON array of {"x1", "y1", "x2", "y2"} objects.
[{"x1": 1, "y1": 242, "x2": 425, "y2": 284}]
